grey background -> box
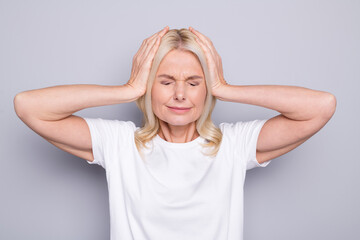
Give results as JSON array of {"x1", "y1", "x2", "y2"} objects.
[{"x1": 1, "y1": 0, "x2": 359, "y2": 239}]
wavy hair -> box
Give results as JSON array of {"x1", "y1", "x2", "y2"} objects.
[{"x1": 134, "y1": 28, "x2": 223, "y2": 159}]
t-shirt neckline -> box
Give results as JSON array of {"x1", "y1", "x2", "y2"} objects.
[{"x1": 153, "y1": 134, "x2": 204, "y2": 148}]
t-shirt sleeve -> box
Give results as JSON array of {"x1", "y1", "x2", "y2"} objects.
[
  {"x1": 82, "y1": 117, "x2": 136, "y2": 170},
  {"x1": 220, "y1": 119, "x2": 272, "y2": 170}
]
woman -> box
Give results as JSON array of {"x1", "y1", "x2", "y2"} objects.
[{"x1": 14, "y1": 26, "x2": 336, "y2": 240}]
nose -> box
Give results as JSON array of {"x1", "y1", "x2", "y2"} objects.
[{"x1": 173, "y1": 81, "x2": 186, "y2": 101}]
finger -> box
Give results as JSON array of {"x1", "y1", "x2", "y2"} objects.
[
  {"x1": 189, "y1": 27, "x2": 215, "y2": 54},
  {"x1": 144, "y1": 35, "x2": 162, "y2": 63},
  {"x1": 189, "y1": 27, "x2": 225, "y2": 84},
  {"x1": 133, "y1": 26, "x2": 169, "y2": 69},
  {"x1": 189, "y1": 27, "x2": 213, "y2": 47},
  {"x1": 191, "y1": 29, "x2": 218, "y2": 62},
  {"x1": 141, "y1": 35, "x2": 161, "y2": 60},
  {"x1": 134, "y1": 27, "x2": 168, "y2": 63},
  {"x1": 147, "y1": 26, "x2": 169, "y2": 42},
  {"x1": 159, "y1": 26, "x2": 169, "y2": 36},
  {"x1": 192, "y1": 32, "x2": 217, "y2": 63},
  {"x1": 190, "y1": 27, "x2": 221, "y2": 65},
  {"x1": 139, "y1": 27, "x2": 169, "y2": 57},
  {"x1": 141, "y1": 26, "x2": 168, "y2": 60},
  {"x1": 133, "y1": 39, "x2": 147, "y2": 60},
  {"x1": 154, "y1": 26, "x2": 169, "y2": 37}
]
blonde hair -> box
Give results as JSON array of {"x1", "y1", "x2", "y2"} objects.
[{"x1": 134, "y1": 28, "x2": 223, "y2": 159}]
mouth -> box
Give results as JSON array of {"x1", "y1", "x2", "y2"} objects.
[{"x1": 167, "y1": 106, "x2": 192, "y2": 113}]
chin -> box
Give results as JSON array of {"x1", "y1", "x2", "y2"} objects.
[
  {"x1": 159, "y1": 117, "x2": 196, "y2": 127},
  {"x1": 165, "y1": 120, "x2": 194, "y2": 126}
]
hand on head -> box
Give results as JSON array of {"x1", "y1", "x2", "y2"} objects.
[
  {"x1": 125, "y1": 26, "x2": 169, "y2": 98},
  {"x1": 188, "y1": 27, "x2": 228, "y2": 96},
  {"x1": 125, "y1": 26, "x2": 227, "y2": 101}
]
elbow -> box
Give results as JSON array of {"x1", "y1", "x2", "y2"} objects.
[
  {"x1": 14, "y1": 92, "x2": 29, "y2": 120},
  {"x1": 320, "y1": 92, "x2": 337, "y2": 120}
]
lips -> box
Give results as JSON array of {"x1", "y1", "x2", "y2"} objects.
[
  {"x1": 167, "y1": 106, "x2": 192, "y2": 113},
  {"x1": 168, "y1": 106, "x2": 191, "y2": 110}
]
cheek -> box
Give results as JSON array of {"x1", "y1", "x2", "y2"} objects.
[
  {"x1": 151, "y1": 85, "x2": 162, "y2": 107},
  {"x1": 194, "y1": 87, "x2": 207, "y2": 105},
  {"x1": 152, "y1": 88, "x2": 168, "y2": 105},
  {"x1": 151, "y1": 90, "x2": 168, "y2": 115},
  {"x1": 151, "y1": 95, "x2": 161, "y2": 114}
]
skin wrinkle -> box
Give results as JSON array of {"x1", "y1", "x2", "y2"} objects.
[{"x1": 151, "y1": 49, "x2": 207, "y2": 143}]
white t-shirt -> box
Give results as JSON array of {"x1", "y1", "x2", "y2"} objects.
[{"x1": 83, "y1": 117, "x2": 271, "y2": 240}]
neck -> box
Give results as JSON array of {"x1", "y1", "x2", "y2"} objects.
[{"x1": 158, "y1": 120, "x2": 199, "y2": 143}]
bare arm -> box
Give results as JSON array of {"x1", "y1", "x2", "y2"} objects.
[
  {"x1": 214, "y1": 85, "x2": 336, "y2": 121},
  {"x1": 13, "y1": 84, "x2": 141, "y2": 162},
  {"x1": 14, "y1": 84, "x2": 140, "y2": 121},
  {"x1": 13, "y1": 26, "x2": 169, "y2": 162},
  {"x1": 188, "y1": 27, "x2": 337, "y2": 164},
  {"x1": 213, "y1": 84, "x2": 337, "y2": 163}
]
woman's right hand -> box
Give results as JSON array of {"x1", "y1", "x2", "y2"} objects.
[{"x1": 125, "y1": 26, "x2": 169, "y2": 98}]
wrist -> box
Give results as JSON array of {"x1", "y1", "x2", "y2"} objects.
[
  {"x1": 212, "y1": 83, "x2": 229, "y2": 100},
  {"x1": 122, "y1": 83, "x2": 145, "y2": 100}
]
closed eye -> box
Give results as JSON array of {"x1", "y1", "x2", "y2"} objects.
[
  {"x1": 161, "y1": 81, "x2": 172, "y2": 85},
  {"x1": 160, "y1": 81, "x2": 199, "y2": 86}
]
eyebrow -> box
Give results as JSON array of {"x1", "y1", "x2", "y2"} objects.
[{"x1": 157, "y1": 74, "x2": 203, "y2": 81}]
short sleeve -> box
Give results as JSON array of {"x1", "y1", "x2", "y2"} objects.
[
  {"x1": 82, "y1": 117, "x2": 137, "y2": 169},
  {"x1": 220, "y1": 119, "x2": 272, "y2": 170}
]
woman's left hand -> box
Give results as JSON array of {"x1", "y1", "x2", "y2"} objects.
[{"x1": 189, "y1": 27, "x2": 228, "y2": 97}]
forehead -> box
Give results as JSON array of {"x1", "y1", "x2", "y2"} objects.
[{"x1": 156, "y1": 50, "x2": 204, "y2": 76}]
